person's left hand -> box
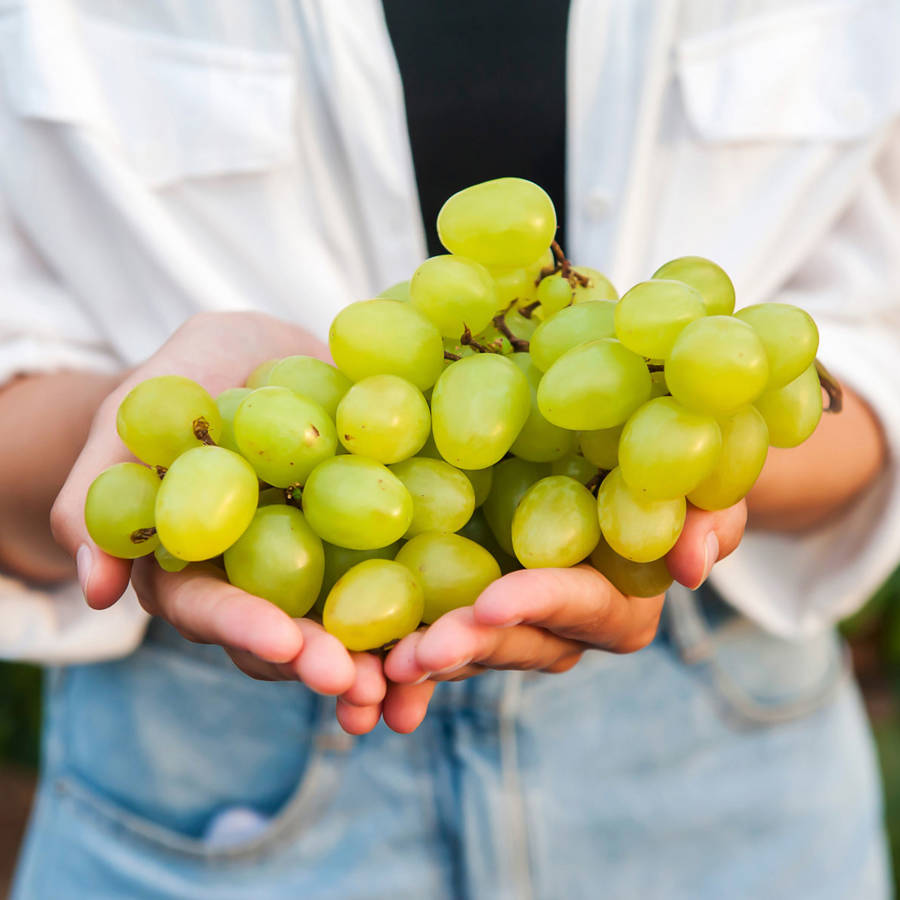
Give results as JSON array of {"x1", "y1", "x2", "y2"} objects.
[{"x1": 333, "y1": 501, "x2": 747, "y2": 735}]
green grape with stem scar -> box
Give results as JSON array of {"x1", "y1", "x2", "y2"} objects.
[{"x1": 85, "y1": 463, "x2": 161, "y2": 558}]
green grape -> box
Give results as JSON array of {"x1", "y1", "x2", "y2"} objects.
[
  {"x1": 154, "y1": 545, "x2": 188, "y2": 573},
  {"x1": 233, "y1": 386, "x2": 336, "y2": 488},
  {"x1": 571, "y1": 267, "x2": 618, "y2": 302},
  {"x1": 754, "y1": 363, "x2": 823, "y2": 448},
  {"x1": 536, "y1": 272, "x2": 574, "y2": 317},
  {"x1": 437, "y1": 177, "x2": 556, "y2": 268},
  {"x1": 464, "y1": 466, "x2": 493, "y2": 507},
  {"x1": 596, "y1": 468, "x2": 685, "y2": 563},
  {"x1": 649, "y1": 370, "x2": 669, "y2": 399},
  {"x1": 457, "y1": 508, "x2": 512, "y2": 563},
  {"x1": 614, "y1": 280, "x2": 706, "y2": 359},
  {"x1": 389, "y1": 457, "x2": 475, "y2": 537},
  {"x1": 505, "y1": 305, "x2": 539, "y2": 339},
  {"x1": 85, "y1": 463, "x2": 160, "y2": 558},
  {"x1": 302, "y1": 456, "x2": 413, "y2": 550},
  {"x1": 116, "y1": 375, "x2": 222, "y2": 467},
  {"x1": 443, "y1": 336, "x2": 477, "y2": 361},
  {"x1": 511, "y1": 476, "x2": 600, "y2": 568},
  {"x1": 590, "y1": 536, "x2": 673, "y2": 598},
  {"x1": 665, "y1": 317, "x2": 769, "y2": 416},
  {"x1": 618, "y1": 397, "x2": 722, "y2": 500},
  {"x1": 529, "y1": 301, "x2": 616, "y2": 372},
  {"x1": 258, "y1": 487, "x2": 286, "y2": 506},
  {"x1": 314, "y1": 541, "x2": 402, "y2": 613},
  {"x1": 482, "y1": 458, "x2": 549, "y2": 555},
  {"x1": 490, "y1": 266, "x2": 538, "y2": 308},
  {"x1": 396, "y1": 533, "x2": 501, "y2": 624},
  {"x1": 323, "y1": 559, "x2": 424, "y2": 651},
  {"x1": 537, "y1": 339, "x2": 652, "y2": 430},
  {"x1": 579, "y1": 426, "x2": 623, "y2": 470},
  {"x1": 155, "y1": 446, "x2": 258, "y2": 561},
  {"x1": 688, "y1": 406, "x2": 769, "y2": 510},
  {"x1": 410, "y1": 255, "x2": 498, "y2": 338},
  {"x1": 329, "y1": 299, "x2": 444, "y2": 391},
  {"x1": 215, "y1": 387, "x2": 252, "y2": 453},
  {"x1": 223, "y1": 505, "x2": 324, "y2": 617},
  {"x1": 266, "y1": 356, "x2": 353, "y2": 418},
  {"x1": 525, "y1": 248, "x2": 555, "y2": 281},
  {"x1": 246, "y1": 358, "x2": 278, "y2": 388},
  {"x1": 431, "y1": 354, "x2": 530, "y2": 469},
  {"x1": 734, "y1": 303, "x2": 819, "y2": 389},
  {"x1": 377, "y1": 280, "x2": 410, "y2": 301},
  {"x1": 336, "y1": 375, "x2": 430, "y2": 464},
  {"x1": 652, "y1": 256, "x2": 735, "y2": 316},
  {"x1": 551, "y1": 453, "x2": 599, "y2": 483},
  {"x1": 509, "y1": 353, "x2": 577, "y2": 462}
]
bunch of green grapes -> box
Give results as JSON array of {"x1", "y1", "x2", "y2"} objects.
[{"x1": 85, "y1": 177, "x2": 835, "y2": 651}]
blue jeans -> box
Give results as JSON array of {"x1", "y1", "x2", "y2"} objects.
[{"x1": 13, "y1": 589, "x2": 891, "y2": 899}]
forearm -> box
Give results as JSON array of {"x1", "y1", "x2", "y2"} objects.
[
  {"x1": 746, "y1": 386, "x2": 886, "y2": 532},
  {"x1": 0, "y1": 370, "x2": 121, "y2": 581}
]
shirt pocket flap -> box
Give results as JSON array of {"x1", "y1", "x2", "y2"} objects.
[
  {"x1": 676, "y1": 0, "x2": 900, "y2": 142},
  {"x1": 0, "y1": 9, "x2": 297, "y2": 186}
]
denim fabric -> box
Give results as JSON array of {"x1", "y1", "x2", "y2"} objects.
[{"x1": 13, "y1": 599, "x2": 890, "y2": 900}]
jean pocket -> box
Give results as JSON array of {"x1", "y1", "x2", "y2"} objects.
[{"x1": 46, "y1": 639, "x2": 352, "y2": 862}]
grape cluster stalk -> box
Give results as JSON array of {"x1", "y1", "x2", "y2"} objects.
[{"x1": 85, "y1": 177, "x2": 836, "y2": 651}]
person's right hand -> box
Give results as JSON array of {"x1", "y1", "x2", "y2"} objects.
[{"x1": 50, "y1": 311, "x2": 387, "y2": 714}]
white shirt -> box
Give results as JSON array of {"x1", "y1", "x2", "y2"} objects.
[{"x1": 1, "y1": 0, "x2": 899, "y2": 662}]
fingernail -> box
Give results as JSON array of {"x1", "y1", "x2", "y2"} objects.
[
  {"x1": 433, "y1": 657, "x2": 472, "y2": 676},
  {"x1": 411, "y1": 673, "x2": 432, "y2": 686},
  {"x1": 693, "y1": 532, "x2": 719, "y2": 590},
  {"x1": 498, "y1": 616, "x2": 523, "y2": 628},
  {"x1": 76, "y1": 544, "x2": 92, "y2": 598}
]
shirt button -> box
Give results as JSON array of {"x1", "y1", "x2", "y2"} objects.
[{"x1": 585, "y1": 188, "x2": 613, "y2": 220}]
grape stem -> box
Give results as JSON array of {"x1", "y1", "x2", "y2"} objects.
[
  {"x1": 550, "y1": 240, "x2": 589, "y2": 286},
  {"x1": 584, "y1": 470, "x2": 607, "y2": 496},
  {"x1": 153, "y1": 465, "x2": 168, "y2": 479},
  {"x1": 130, "y1": 526, "x2": 157, "y2": 544},
  {"x1": 193, "y1": 417, "x2": 217, "y2": 446},
  {"x1": 444, "y1": 349, "x2": 461, "y2": 361},
  {"x1": 517, "y1": 300, "x2": 542, "y2": 319},
  {"x1": 284, "y1": 484, "x2": 303, "y2": 508},
  {"x1": 491, "y1": 312, "x2": 530, "y2": 352},
  {"x1": 460, "y1": 325, "x2": 498, "y2": 354},
  {"x1": 816, "y1": 358, "x2": 843, "y2": 413}
]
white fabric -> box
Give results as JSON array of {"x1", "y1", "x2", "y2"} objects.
[{"x1": 0, "y1": 0, "x2": 899, "y2": 660}]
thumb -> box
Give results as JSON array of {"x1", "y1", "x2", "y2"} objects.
[{"x1": 665, "y1": 500, "x2": 747, "y2": 591}]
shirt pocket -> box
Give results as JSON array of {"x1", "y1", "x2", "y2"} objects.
[
  {"x1": 0, "y1": 8, "x2": 298, "y2": 187},
  {"x1": 676, "y1": 0, "x2": 900, "y2": 144}
]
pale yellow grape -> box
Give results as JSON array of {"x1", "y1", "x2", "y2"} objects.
[
  {"x1": 754, "y1": 364, "x2": 823, "y2": 448},
  {"x1": 597, "y1": 468, "x2": 686, "y2": 563},
  {"x1": 457, "y1": 509, "x2": 518, "y2": 573},
  {"x1": 323, "y1": 559, "x2": 424, "y2": 651},
  {"x1": 377, "y1": 280, "x2": 410, "y2": 301},
  {"x1": 314, "y1": 541, "x2": 402, "y2": 613},
  {"x1": 389, "y1": 457, "x2": 475, "y2": 537},
  {"x1": 614, "y1": 280, "x2": 706, "y2": 359},
  {"x1": 223, "y1": 506, "x2": 324, "y2": 616},
  {"x1": 571, "y1": 267, "x2": 618, "y2": 302},
  {"x1": 465, "y1": 466, "x2": 493, "y2": 508},
  {"x1": 483, "y1": 458, "x2": 549, "y2": 554},
  {"x1": 688, "y1": 406, "x2": 769, "y2": 510},
  {"x1": 431, "y1": 354, "x2": 530, "y2": 469},
  {"x1": 665, "y1": 317, "x2": 769, "y2": 416},
  {"x1": 85, "y1": 463, "x2": 160, "y2": 558},
  {"x1": 536, "y1": 273, "x2": 573, "y2": 317},
  {"x1": 233, "y1": 387, "x2": 336, "y2": 488},
  {"x1": 329, "y1": 299, "x2": 444, "y2": 391},
  {"x1": 551, "y1": 453, "x2": 599, "y2": 484},
  {"x1": 653, "y1": 256, "x2": 735, "y2": 316},
  {"x1": 489, "y1": 266, "x2": 538, "y2": 308},
  {"x1": 266, "y1": 356, "x2": 353, "y2": 418},
  {"x1": 154, "y1": 545, "x2": 187, "y2": 573},
  {"x1": 529, "y1": 301, "x2": 616, "y2": 372},
  {"x1": 155, "y1": 446, "x2": 258, "y2": 561},
  {"x1": 437, "y1": 177, "x2": 556, "y2": 267},
  {"x1": 396, "y1": 533, "x2": 501, "y2": 623},
  {"x1": 618, "y1": 397, "x2": 722, "y2": 500},
  {"x1": 410, "y1": 255, "x2": 498, "y2": 338},
  {"x1": 116, "y1": 375, "x2": 222, "y2": 467},
  {"x1": 590, "y1": 536, "x2": 673, "y2": 598},
  {"x1": 509, "y1": 353, "x2": 577, "y2": 462},
  {"x1": 512, "y1": 476, "x2": 600, "y2": 568},
  {"x1": 302, "y1": 456, "x2": 413, "y2": 550},
  {"x1": 734, "y1": 303, "x2": 819, "y2": 389},
  {"x1": 336, "y1": 375, "x2": 430, "y2": 463},
  {"x1": 579, "y1": 425, "x2": 623, "y2": 470},
  {"x1": 246, "y1": 358, "x2": 278, "y2": 388},
  {"x1": 537, "y1": 339, "x2": 652, "y2": 430},
  {"x1": 215, "y1": 387, "x2": 252, "y2": 453}
]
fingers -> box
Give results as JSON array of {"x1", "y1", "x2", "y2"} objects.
[
  {"x1": 336, "y1": 698, "x2": 383, "y2": 735},
  {"x1": 341, "y1": 652, "x2": 388, "y2": 707},
  {"x1": 132, "y1": 560, "x2": 304, "y2": 663},
  {"x1": 381, "y1": 680, "x2": 436, "y2": 734},
  {"x1": 665, "y1": 500, "x2": 748, "y2": 591},
  {"x1": 384, "y1": 606, "x2": 586, "y2": 684},
  {"x1": 472, "y1": 566, "x2": 664, "y2": 653}
]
